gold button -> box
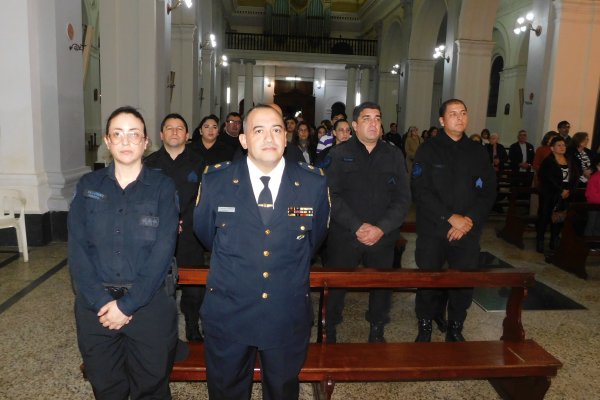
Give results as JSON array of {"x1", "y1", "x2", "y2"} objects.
[
  {"x1": 262, "y1": 292, "x2": 269, "y2": 299},
  {"x1": 300, "y1": 225, "x2": 305, "y2": 231},
  {"x1": 232, "y1": 178, "x2": 239, "y2": 184},
  {"x1": 209, "y1": 288, "x2": 214, "y2": 292},
  {"x1": 263, "y1": 250, "x2": 270, "y2": 257},
  {"x1": 263, "y1": 272, "x2": 269, "y2": 278},
  {"x1": 294, "y1": 181, "x2": 300, "y2": 187},
  {"x1": 265, "y1": 229, "x2": 271, "y2": 235},
  {"x1": 221, "y1": 223, "x2": 226, "y2": 227}
]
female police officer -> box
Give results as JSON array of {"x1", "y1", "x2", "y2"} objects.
[{"x1": 68, "y1": 106, "x2": 179, "y2": 399}]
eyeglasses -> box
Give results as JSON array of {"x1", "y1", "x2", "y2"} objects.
[
  {"x1": 227, "y1": 120, "x2": 242, "y2": 125},
  {"x1": 108, "y1": 130, "x2": 145, "y2": 145}
]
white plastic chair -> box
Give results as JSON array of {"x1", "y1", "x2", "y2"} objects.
[{"x1": 0, "y1": 189, "x2": 29, "y2": 262}]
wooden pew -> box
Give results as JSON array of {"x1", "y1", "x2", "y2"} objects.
[
  {"x1": 171, "y1": 267, "x2": 562, "y2": 400},
  {"x1": 497, "y1": 186, "x2": 538, "y2": 249},
  {"x1": 549, "y1": 202, "x2": 600, "y2": 279}
]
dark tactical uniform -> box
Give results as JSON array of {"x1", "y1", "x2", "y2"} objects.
[
  {"x1": 194, "y1": 159, "x2": 329, "y2": 400},
  {"x1": 326, "y1": 135, "x2": 410, "y2": 335},
  {"x1": 144, "y1": 145, "x2": 206, "y2": 336},
  {"x1": 411, "y1": 131, "x2": 496, "y2": 322},
  {"x1": 68, "y1": 163, "x2": 179, "y2": 399}
]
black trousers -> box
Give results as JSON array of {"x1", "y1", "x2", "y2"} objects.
[
  {"x1": 180, "y1": 285, "x2": 205, "y2": 323},
  {"x1": 325, "y1": 231, "x2": 395, "y2": 328},
  {"x1": 204, "y1": 334, "x2": 309, "y2": 400},
  {"x1": 414, "y1": 235, "x2": 480, "y2": 322},
  {"x1": 536, "y1": 193, "x2": 563, "y2": 242},
  {"x1": 75, "y1": 290, "x2": 177, "y2": 400}
]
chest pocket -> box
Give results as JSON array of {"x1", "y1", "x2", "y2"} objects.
[
  {"x1": 341, "y1": 162, "x2": 361, "y2": 191},
  {"x1": 133, "y1": 201, "x2": 159, "y2": 242},
  {"x1": 85, "y1": 198, "x2": 111, "y2": 242},
  {"x1": 214, "y1": 212, "x2": 239, "y2": 253},
  {"x1": 288, "y1": 217, "x2": 312, "y2": 250}
]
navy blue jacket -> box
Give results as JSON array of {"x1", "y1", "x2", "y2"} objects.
[
  {"x1": 411, "y1": 131, "x2": 496, "y2": 241},
  {"x1": 68, "y1": 164, "x2": 179, "y2": 315},
  {"x1": 193, "y1": 158, "x2": 329, "y2": 349}
]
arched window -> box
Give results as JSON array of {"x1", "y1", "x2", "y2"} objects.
[{"x1": 487, "y1": 56, "x2": 504, "y2": 117}]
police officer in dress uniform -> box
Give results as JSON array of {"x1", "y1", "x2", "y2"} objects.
[
  {"x1": 69, "y1": 106, "x2": 179, "y2": 399},
  {"x1": 144, "y1": 113, "x2": 206, "y2": 341},
  {"x1": 411, "y1": 99, "x2": 496, "y2": 342},
  {"x1": 325, "y1": 102, "x2": 411, "y2": 343},
  {"x1": 193, "y1": 104, "x2": 329, "y2": 400}
]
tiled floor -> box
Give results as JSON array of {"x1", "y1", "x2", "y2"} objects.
[{"x1": 1, "y1": 220, "x2": 599, "y2": 399}]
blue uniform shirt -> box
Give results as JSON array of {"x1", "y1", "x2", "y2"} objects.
[{"x1": 68, "y1": 163, "x2": 179, "y2": 316}]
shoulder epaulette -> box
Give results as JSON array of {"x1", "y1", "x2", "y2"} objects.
[
  {"x1": 203, "y1": 161, "x2": 232, "y2": 174},
  {"x1": 298, "y1": 161, "x2": 325, "y2": 176}
]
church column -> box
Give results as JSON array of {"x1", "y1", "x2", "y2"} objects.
[
  {"x1": 0, "y1": 0, "x2": 88, "y2": 244},
  {"x1": 345, "y1": 65, "x2": 358, "y2": 115},
  {"x1": 404, "y1": 59, "x2": 436, "y2": 132},
  {"x1": 498, "y1": 65, "x2": 527, "y2": 142},
  {"x1": 359, "y1": 66, "x2": 371, "y2": 103},
  {"x1": 100, "y1": 0, "x2": 170, "y2": 143},
  {"x1": 243, "y1": 59, "x2": 256, "y2": 114},
  {"x1": 199, "y1": 42, "x2": 215, "y2": 118},
  {"x1": 229, "y1": 59, "x2": 240, "y2": 114},
  {"x1": 453, "y1": 39, "x2": 495, "y2": 133},
  {"x1": 171, "y1": 23, "x2": 197, "y2": 126},
  {"x1": 523, "y1": 0, "x2": 600, "y2": 142}
]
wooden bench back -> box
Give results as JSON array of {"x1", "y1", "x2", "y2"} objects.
[{"x1": 179, "y1": 267, "x2": 534, "y2": 342}]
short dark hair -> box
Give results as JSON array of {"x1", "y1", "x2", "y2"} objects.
[
  {"x1": 105, "y1": 106, "x2": 147, "y2": 137},
  {"x1": 243, "y1": 104, "x2": 284, "y2": 128},
  {"x1": 226, "y1": 112, "x2": 242, "y2": 121},
  {"x1": 160, "y1": 113, "x2": 188, "y2": 133},
  {"x1": 352, "y1": 101, "x2": 381, "y2": 121},
  {"x1": 199, "y1": 114, "x2": 219, "y2": 128},
  {"x1": 331, "y1": 101, "x2": 346, "y2": 120},
  {"x1": 439, "y1": 99, "x2": 467, "y2": 117},
  {"x1": 518, "y1": 129, "x2": 527, "y2": 136},
  {"x1": 390, "y1": 122, "x2": 397, "y2": 128},
  {"x1": 541, "y1": 131, "x2": 557, "y2": 146},
  {"x1": 549, "y1": 136, "x2": 566, "y2": 147},
  {"x1": 284, "y1": 116, "x2": 298, "y2": 124},
  {"x1": 557, "y1": 120, "x2": 570, "y2": 129}
]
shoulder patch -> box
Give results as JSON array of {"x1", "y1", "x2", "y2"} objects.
[
  {"x1": 412, "y1": 163, "x2": 423, "y2": 178},
  {"x1": 204, "y1": 161, "x2": 231, "y2": 174},
  {"x1": 298, "y1": 162, "x2": 324, "y2": 176}
]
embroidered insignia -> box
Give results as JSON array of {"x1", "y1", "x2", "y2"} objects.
[
  {"x1": 140, "y1": 216, "x2": 159, "y2": 228},
  {"x1": 387, "y1": 176, "x2": 397, "y2": 185},
  {"x1": 412, "y1": 163, "x2": 423, "y2": 178},
  {"x1": 83, "y1": 190, "x2": 106, "y2": 201},
  {"x1": 187, "y1": 171, "x2": 199, "y2": 183},
  {"x1": 343, "y1": 157, "x2": 354, "y2": 162},
  {"x1": 288, "y1": 207, "x2": 314, "y2": 217},
  {"x1": 475, "y1": 177, "x2": 483, "y2": 188}
]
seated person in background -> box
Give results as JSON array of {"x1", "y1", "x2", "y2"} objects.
[{"x1": 508, "y1": 130, "x2": 535, "y2": 172}]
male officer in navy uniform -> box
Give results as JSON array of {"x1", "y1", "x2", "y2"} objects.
[
  {"x1": 144, "y1": 113, "x2": 206, "y2": 341},
  {"x1": 325, "y1": 101, "x2": 411, "y2": 343},
  {"x1": 194, "y1": 104, "x2": 329, "y2": 400},
  {"x1": 411, "y1": 98, "x2": 496, "y2": 342}
]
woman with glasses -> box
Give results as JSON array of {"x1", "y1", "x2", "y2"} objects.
[{"x1": 68, "y1": 106, "x2": 179, "y2": 399}]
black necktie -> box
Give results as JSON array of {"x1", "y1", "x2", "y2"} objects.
[{"x1": 258, "y1": 176, "x2": 273, "y2": 224}]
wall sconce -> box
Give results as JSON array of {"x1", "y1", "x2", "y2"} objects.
[
  {"x1": 200, "y1": 33, "x2": 217, "y2": 49},
  {"x1": 433, "y1": 45, "x2": 450, "y2": 63},
  {"x1": 314, "y1": 80, "x2": 324, "y2": 89},
  {"x1": 69, "y1": 43, "x2": 86, "y2": 51},
  {"x1": 167, "y1": 0, "x2": 192, "y2": 14},
  {"x1": 264, "y1": 77, "x2": 272, "y2": 87},
  {"x1": 390, "y1": 64, "x2": 403, "y2": 76},
  {"x1": 513, "y1": 12, "x2": 542, "y2": 36},
  {"x1": 221, "y1": 55, "x2": 229, "y2": 67}
]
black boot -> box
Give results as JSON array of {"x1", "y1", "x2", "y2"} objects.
[
  {"x1": 433, "y1": 315, "x2": 447, "y2": 333},
  {"x1": 445, "y1": 320, "x2": 465, "y2": 342},
  {"x1": 415, "y1": 319, "x2": 432, "y2": 342},
  {"x1": 184, "y1": 318, "x2": 203, "y2": 342},
  {"x1": 368, "y1": 323, "x2": 386, "y2": 343},
  {"x1": 536, "y1": 239, "x2": 544, "y2": 253}
]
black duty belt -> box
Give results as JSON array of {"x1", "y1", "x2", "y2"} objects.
[{"x1": 104, "y1": 286, "x2": 129, "y2": 300}]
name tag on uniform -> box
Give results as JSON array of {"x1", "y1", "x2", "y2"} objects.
[
  {"x1": 83, "y1": 190, "x2": 106, "y2": 201},
  {"x1": 288, "y1": 207, "x2": 313, "y2": 217},
  {"x1": 140, "y1": 216, "x2": 159, "y2": 228},
  {"x1": 218, "y1": 206, "x2": 236, "y2": 213}
]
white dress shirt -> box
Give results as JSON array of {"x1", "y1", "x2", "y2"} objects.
[{"x1": 246, "y1": 157, "x2": 285, "y2": 209}]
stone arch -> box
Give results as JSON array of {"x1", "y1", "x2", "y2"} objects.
[
  {"x1": 456, "y1": 0, "x2": 500, "y2": 41},
  {"x1": 380, "y1": 18, "x2": 405, "y2": 70},
  {"x1": 409, "y1": 0, "x2": 447, "y2": 60}
]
